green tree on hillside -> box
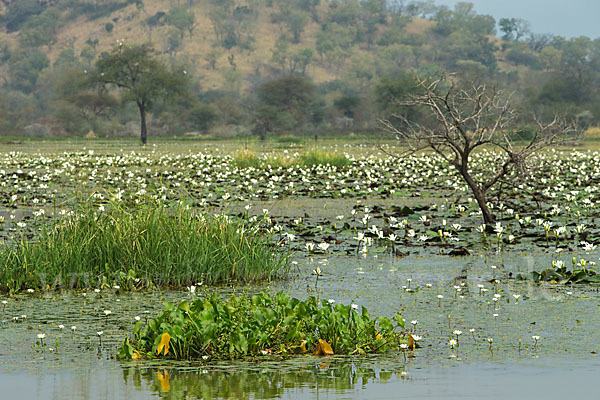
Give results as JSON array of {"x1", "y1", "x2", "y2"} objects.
[
  {"x1": 19, "y1": 8, "x2": 60, "y2": 48},
  {"x1": 499, "y1": 18, "x2": 530, "y2": 41},
  {"x1": 253, "y1": 75, "x2": 317, "y2": 139},
  {"x1": 284, "y1": 10, "x2": 309, "y2": 43},
  {"x1": 93, "y1": 43, "x2": 189, "y2": 144},
  {"x1": 166, "y1": 6, "x2": 196, "y2": 39},
  {"x1": 8, "y1": 49, "x2": 50, "y2": 93}
]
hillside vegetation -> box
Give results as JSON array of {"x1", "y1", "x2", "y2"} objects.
[{"x1": 0, "y1": 0, "x2": 598, "y2": 140}]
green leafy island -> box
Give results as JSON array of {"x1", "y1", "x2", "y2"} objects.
[
  {"x1": 118, "y1": 291, "x2": 411, "y2": 361},
  {"x1": 517, "y1": 259, "x2": 600, "y2": 284},
  {"x1": 0, "y1": 201, "x2": 290, "y2": 293}
]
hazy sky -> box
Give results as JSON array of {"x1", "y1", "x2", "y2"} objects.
[{"x1": 433, "y1": 0, "x2": 600, "y2": 39}]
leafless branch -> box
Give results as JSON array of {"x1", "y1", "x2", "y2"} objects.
[{"x1": 379, "y1": 74, "x2": 575, "y2": 224}]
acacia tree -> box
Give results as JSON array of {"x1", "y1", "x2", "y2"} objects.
[
  {"x1": 381, "y1": 75, "x2": 573, "y2": 225},
  {"x1": 94, "y1": 43, "x2": 188, "y2": 144}
]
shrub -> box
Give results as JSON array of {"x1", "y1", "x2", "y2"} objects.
[
  {"x1": 0, "y1": 202, "x2": 290, "y2": 292},
  {"x1": 118, "y1": 291, "x2": 410, "y2": 360}
]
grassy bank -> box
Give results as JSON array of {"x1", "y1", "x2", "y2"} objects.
[{"x1": 0, "y1": 203, "x2": 290, "y2": 293}]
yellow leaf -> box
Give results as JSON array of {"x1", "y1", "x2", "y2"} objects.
[
  {"x1": 299, "y1": 340, "x2": 308, "y2": 353},
  {"x1": 314, "y1": 339, "x2": 334, "y2": 356},
  {"x1": 156, "y1": 369, "x2": 170, "y2": 392},
  {"x1": 408, "y1": 333, "x2": 415, "y2": 350},
  {"x1": 132, "y1": 352, "x2": 143, "y2": 360},
  {"x1": 156, "y1": 333, "x2": 171, "y2": 356},
  {"x1": 375, "y1": 331, "x2": 383, "y2": 340}
]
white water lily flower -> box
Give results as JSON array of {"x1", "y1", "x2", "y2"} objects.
[{"x1": 318, "y1": 242, "x2": 330, "y2": 252}]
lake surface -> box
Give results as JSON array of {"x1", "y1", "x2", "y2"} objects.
[{"x1": 1, "y1": 253, "x2": 598, "y2": 399}]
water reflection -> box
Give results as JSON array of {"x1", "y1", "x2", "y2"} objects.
[{"x1": 122, "y1": 358, "x2": 407, "y2": 399}]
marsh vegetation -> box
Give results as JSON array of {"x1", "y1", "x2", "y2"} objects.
[{"x1": 0, "y1": 140, "x2": 599, "y2": 398}]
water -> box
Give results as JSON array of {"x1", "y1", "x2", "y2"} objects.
[{"x1": 1, "y1": 252, "x2": 599, "y2": 399}]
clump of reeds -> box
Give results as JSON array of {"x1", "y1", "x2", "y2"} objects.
[{"x1": 0, "y1": 202, "x2": 290, "y2": 293}]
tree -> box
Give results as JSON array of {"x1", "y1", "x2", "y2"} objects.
[
  {"x1": 93, "y1": 43, "x2": 189, "y2": 144},
  {"x1": 499, "y1": 18, "x2": 530, "y2": 42},
  {"x1": 166, "y1": 6, "x2": 196, "y2": 39},
  {"x1": 380, "y1": 75, "x2": 573, "y2": 225},
  {"x1": 284, "y1": 10, "x2": 309, "y2": 43},
  {"x1": 8, "y1": 49, "x2": 50, "y2": 93},
  {"x1": 19, "y1": 8, "x2": 60, "y2": 48},
  {"x1": 253, "y1": 75, "x2": 317, "y2": 139}
]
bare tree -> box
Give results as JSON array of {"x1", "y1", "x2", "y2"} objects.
[{"x1": 381, "y1": 74, "x2": 574, "y2": 225}]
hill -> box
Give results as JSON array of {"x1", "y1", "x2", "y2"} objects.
[{"x1": 0, "y1": 0, "x2": 598, "y2": 139}]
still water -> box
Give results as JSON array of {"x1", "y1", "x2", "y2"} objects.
[{"x1": 1, "y1": 253, "x2": 599, "y2": 399}]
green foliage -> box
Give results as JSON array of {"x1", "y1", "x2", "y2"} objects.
[
  {"x1": 334, "y1": 95, "x2": 361, "y2": 118},
  {"x1": 93, "y1": 43, "x2": 190, "y2": 143},
  {"x1": 442, "y1": 30, "x2": 497, "y2": 71},
  {"x1": 0, "y1": 202, "x2": 291, "y2": 293},
  {"x1": 254, "y1": 75, "x2": 318, "y2": 137},
  {"x1": 118, "y1": 291, "x2": 408, "y2": 360},
  {"x1": 0, "y1": 89, "x2": 37, "y2": 135},
  {"x1": 508, "y1": 125, "x2": 537, "y2": 142},
  {"x1": 297, "y1": 150, "x2": 350, "y2": 167},
  {"x1": 505, "y1": 47, "x2": 540, "y2": 69},
  {"x1": 65, "y1": 0, "x2": 139, "y2": 21},
  {"x1": 208, "y1": 3, "x2": 256, "y2": 49},
  {"x1": 3, "y1": 0, "x2": 46, "y2": 33},
  {"x1": 0, "y1": 0, "x2": 598, "y2": 134},
  {"x1": 376, "y1": 16, "x2": 411, "y2": 46},
  {"x1": 315, "y1": 22, "x2": 355, "y2": 66},
  {"x1": 19, "y1": 8, "x2": 61, "y2": 48},
  {"x1": 271, "y1": 37, "x2": 313, "y2": 74},
  {"x1": 232, "y1": 149, "x2": 293, "y2": 169},
  {"x1": 520, "y1": 262, "x2": 600, "y2": 284},
  {"x1": 283, "y1": 10, "x2": 309, "y2": 43},
  {"x1": 499, "y1": 17, "x2": 530, "y2": 41},
  {"x1": 232, "y1": 149, "x2": 262, "y2": 168},
  {"x1": 185, "y1": 103, "x2": 220, "y2": 133},
  {"x1": 166, "y1": 6, "x2": 196, "y2": 39},
  {"x1": 432, "y1": 2, "x2": 495, "y2": 37},
  {"x1": 375, "y1": 72, "x2": 424, "y2": 126},
  {"x1": 8, "y1": 49, "x2": 50, "y2": 93}
]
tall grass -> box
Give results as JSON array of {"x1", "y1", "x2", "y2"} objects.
[
  {"x1": 232, "y1": 149, "x2": 262, "y2": 168},
  {"x1": 297, "y1": 150, "x2": 350, "y2": 167},
  {"x1": 0, "y1": 203, "x2": 290, "y2": 293},
  {"x1": 232, "y1": 149, "x2": 350, "y2": 169},
  {"x1": 232, "y1": 149, "x2": 293, "y2": 169}
]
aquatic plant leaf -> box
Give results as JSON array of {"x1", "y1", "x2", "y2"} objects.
[
  {"x1": 118, "y1": 338, "x2": 134, "y2": 360},
  {"x1": 157, "y1": 333, "x2": 171, "y2": 356},
  {"x1": 300, "y1": 340, "x2": 308, "y2": 353},
  {"x1": 314, "y1": 339, "x2": 334, "y2": 356},
  {"x1": 408, "y1": 333, "x2": 415, "y2": 350}
]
